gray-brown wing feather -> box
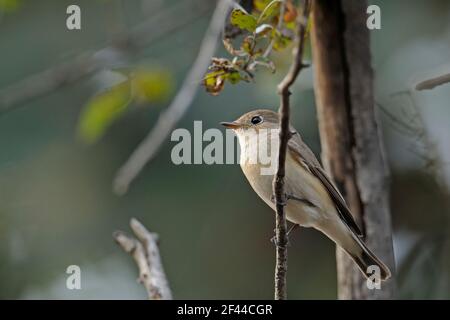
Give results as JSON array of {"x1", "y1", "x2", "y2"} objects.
[{"x1": 288, "y1": 133, "x2": 363, "y2": 237}]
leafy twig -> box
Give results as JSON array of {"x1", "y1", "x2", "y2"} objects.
[{"x1": 204, "y1": 0, "x2": 299, "y2": 94}]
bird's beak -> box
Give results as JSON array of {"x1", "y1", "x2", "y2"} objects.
[{"x1": 220, "y1": 121, "x2": 241, "y2": 129}]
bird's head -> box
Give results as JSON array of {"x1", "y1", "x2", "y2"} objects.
[{"x1": 220, "y1": 109, "x2": 280, "y2": 135}]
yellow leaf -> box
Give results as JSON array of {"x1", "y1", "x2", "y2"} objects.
[
  {"x1": 203, "y1": 71, "x2": 226, "y2": 95},
  {"x1": 230, "y1": 9, "x2": 257, "y2": 32},
  {"x1": 77, "y1": 82, "x2": 131, "y2": 144},
  {"x1": 241, "y1": 36, "x2": 254, "y2": 53},
  {"x1": 272, "y1": 30, "x2": 292, "y2": 51},
  {"x1": 253, "y1": 0, "x2": 271, "y2": 12},
  {"x1": 131, "y1": 69, "x2": 172, "y2": 104}
]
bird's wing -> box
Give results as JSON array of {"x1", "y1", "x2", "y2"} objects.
[{"x1": 287, "y1": 133, "x2": 363, "y2": 237}]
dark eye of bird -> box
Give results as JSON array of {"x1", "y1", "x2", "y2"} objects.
[{"x1": 251, "y1": 116, "x2": 263, "y2": 125}]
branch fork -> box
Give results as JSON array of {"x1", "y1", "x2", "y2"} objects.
[{"x1": 114, "y1": 218, "x2": 172, "y2": 300}]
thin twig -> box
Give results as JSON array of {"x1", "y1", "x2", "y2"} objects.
[
  {"x1": 113, "y1": 218, "x2": 172, "y2": 300},
  {"x1": 273, "y1": 0, "x2": 311, "y2": 300},
  {"x1": 262, "y1": 0, "x2": 287, "y2": 58},
  {"x1": 113, "y1": 0, "x2": 233, "y2": 195},
  {"x1": 376, "y1": 101, "x2": 417, "y2": 136},
  {"x1": 415, "y1": 72, "x2": 450, "y2": 91}
]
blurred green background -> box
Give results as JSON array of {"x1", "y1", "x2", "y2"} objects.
[{"x1": 0, "y1": 0, "x2": 449, "y2": 299}]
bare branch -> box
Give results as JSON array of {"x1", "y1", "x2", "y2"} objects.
[
  {"x1": 0, "y1": 55, "x2": 96, "y2": 115},
  {"x1": 114, "y1": 218, "x2": 172, "y2": 300},
  {"x1": 0, "y1": 0, "x2": 213, "y2": 114},
  {"x1": 273, "y1": 0, "x2": 311, "y2": 300},
  {"x1": 415, "y1": 72, "x2": 450, "y2": 91},
  {"x1": 113, "y1": 0, "x2": 233, "y2": 195}
]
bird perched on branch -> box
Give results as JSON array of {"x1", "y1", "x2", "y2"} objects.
[{"x1": 221, "y1": 109, "x2": 391, "y2": 280}]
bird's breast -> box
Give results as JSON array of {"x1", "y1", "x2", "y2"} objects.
[{"x1": 240, "y1": 152, "x2": 335, "y2": 227}]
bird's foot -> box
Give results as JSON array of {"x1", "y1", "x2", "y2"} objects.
[
  {"x1": 270, "y1": 235, "x2": 291, "y2": 247},
  {"x1": 287, "y1": 223, "x2": 299, "y2": 236},
  {"x1": 270, "y1": 194, "x2": 287, "y2": 206},
  {"x1": 270, "y1": 234, "x2": 289, "y2": 247},
  {"x1": 270, "y1": 224, "x2": 299, "y2": 247}
]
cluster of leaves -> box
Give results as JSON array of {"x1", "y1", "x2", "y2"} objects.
[
  {"x1": 203, "y1": 0, "x2": 299, "y2": 95},
  {"x1": 77, "y1": 68, "x2": 172, "y2": 144}
]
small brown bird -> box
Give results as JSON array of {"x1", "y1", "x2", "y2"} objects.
[{"x1": 221, "y1": 109, "x2": 391, "y2": 280}]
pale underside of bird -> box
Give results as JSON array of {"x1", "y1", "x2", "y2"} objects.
[{"x1": 222, "y1": 109, "x2": 391, "y2": 281}]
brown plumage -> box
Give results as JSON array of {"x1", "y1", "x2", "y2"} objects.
[{"x1": 222, "y1": 109, "x2": 391, "y2": 280}]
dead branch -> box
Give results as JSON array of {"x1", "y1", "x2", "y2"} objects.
[
  {"x1": 273, "y1": 0, "x2": 311, "y2": 300},
  {"x1": 415, "y1": 72, "x2": 450, "y2": 91},
  {"x1": 113, "y1": 218, "x2": 172, "y2": 300}
]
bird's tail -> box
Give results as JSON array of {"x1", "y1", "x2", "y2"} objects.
[{"x1": 346, "y1": 234, "x2": 391, "y2": 281}]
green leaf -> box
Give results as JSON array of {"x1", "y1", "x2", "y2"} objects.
[
  {"x1": 77, "y1": 82, "x2": 131, "y2": 144},
  {"x1": 272, "y1": 30, "x2": 292, "y2": 51},
  {"x1": 257, "y1": 0, "x2": 281, "y2": 24},
  {"x1": 230, "y1": 9, "x2": 257, "y2": 32},
  {"x1": 227, "y1": 71, "x2": 241, "y2": 84}
]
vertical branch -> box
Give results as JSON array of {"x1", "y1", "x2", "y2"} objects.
[
  {"x1": 273, "y1": 0, "x2": 311, "y2": 300},
  {"x1": 311, "y1": 0, "x2": 396, "y2": 299}
]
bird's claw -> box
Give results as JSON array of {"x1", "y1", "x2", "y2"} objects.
[
  {"x1": 270, "y1": 235, "x2": 277, "y2": 245},
  {"x1": 270, "y1": 224, "x2": 299, "y2": 246},
  {"x1": 270, "y1": 194, "x2": 287, "y2": 206},
  {"x1": 270, "y1": 235, "x2": 291, "y2": 247},
  {"x1": 270, "y1": 228, "x2": 293, "y2": 247}
]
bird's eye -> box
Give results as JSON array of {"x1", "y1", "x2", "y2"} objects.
[{"x1": 250, "y1": 116, "x2": 263, "y2": 125}]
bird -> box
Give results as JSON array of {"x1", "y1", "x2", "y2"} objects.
[{"x1": 221, "y1": 109, "x2": 391, "y2": 280}]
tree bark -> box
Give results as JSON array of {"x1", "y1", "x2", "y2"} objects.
[{"x1": 310, "y1": 0, "x2": 396, "y2": 299}]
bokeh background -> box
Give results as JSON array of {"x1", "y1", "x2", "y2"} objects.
[{"x1": 0, "y1": 0, "x2": 449, "y2": 299}]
